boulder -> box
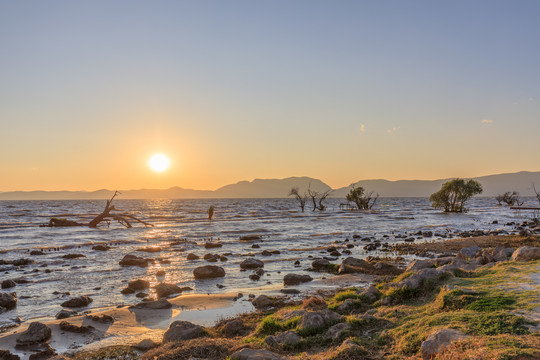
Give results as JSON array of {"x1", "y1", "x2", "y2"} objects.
[
  {"x1": 62, "y1": 253, "x2": 85, "y2": 259},
  {"x1": 163, "y1": 321, "x2": 205, "y2": 342},
  {"x1": 30, "y1": 250, "x2": 45, "y2": 256},
  {"x1": 405, "y1": 259, "x2": 434, "y2": 272},
  {"x1": 475, "y1": 250, "x2": 495, "y2": 265},
  {"x1": 338, "y1": 257, "x2": 401, "y2": 275},
  {"x1": 511, "y1": 246, "x2": 540, "y2": 261},
  {"x1": 336, "y1": 299, "x2": 359, "y2": 313},
  {"x1": 0, "y1": 349, "x2": 20, "y2": 360},
  {"x1": 457, "y1": 246, "x2": 481, "y2": 259},
  {"x1": 311, "y1": 259, "x2": 330, "y2": 270},
  {"x1": 128, "y1": 279, "x2": 150, "y2": 291},
  {"x1": 134, "y1": 339, "x2": 158, "y2": 351},
  {"x1": 492, "y1": 247, "x2": 514, "y2": 262},
  {"x1": 119, "y1": 255, "x2": 152, "y2": 267},
  {"x1": 420, "y1": 328, "x2": 467, "y2": 359},
  {"x1": 240, "y1": 258, "x2": 264, "y2": 269},
  {"x1": 0, "y1": 292, "x2": 17, "y2": 309},
  {"x1": 324, "y1": 322, "x2": 350, "y2": 340},
  {"x1": 1, "y1": 280, "x2": 16, "y2": 289},
  {"x1": 16, "y1": 322, "x2": 51, "y2": 344},
  {"x1": 252, "y1": 295, "x2": 274, "y2": 310},
  {"x1": 204, "y1": 242, "x2": 222, "y2": 249},
  {"x1": 230, "y1": 348, "x2": 284, "y2": 360},
  {"x1": 28, "y1": 345, "x2": 56, "y2": 360},
  {"x1": 131, "y1": 298, "x2": 172, "y2": 309},
  {"x1": 92, "y1": 245, "x2": 110, "y2": 251},
  {"x1": 154, "y1": 283, "x2": 182, "y2": 298},
  {"x1": 283, "y1": 273, "x2": 313, "y2": 285},
  {"x1": 61, "y1": 296, "x2": 93, "y2": 308},
  {"x1": 193, "y1": 265, "x2": 226, "y2": 279},
  {"x1": 85, "y1": 314, "x2": 114, "y2": 323},
  {"x1": 55, "y1": 309, "x2": 77, "y2": 319},
  {"x1": 187, "y1": 253, "x2": 199, "y2": 260},
  {"x1": 59, "y1": 321, "x2": 92, "y2": 333},
  {"x1": 224, "y1": 318, "x2": 245, "y2": 337},
  {"x1": 359, "y1": 285, "x2": 381, "y2": 302},
  {"x1": 239, "y1": 235, "x2": 262, "y2": 241},
  {"x1": 296, "y1": 309, "x2": 341, "y2": 332},
  {"x1": 265, "y1": 330, "x2": 301, "y2": 347}
]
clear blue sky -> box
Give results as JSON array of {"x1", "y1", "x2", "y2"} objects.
[{"x1": 1, "y1": 1, "x2": 539, "y2": 191}]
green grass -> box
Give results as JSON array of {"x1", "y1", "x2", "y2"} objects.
[
  {"x1": 256, "y1": 314, "x2": 301, "y2": 336},
  {"x1": 468, "y1": 313, "x2": 530, "y2": 335}
]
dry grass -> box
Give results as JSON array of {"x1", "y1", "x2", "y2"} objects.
[{"x1": 139, "y1": 338, "x2": 242, "y2": 360}]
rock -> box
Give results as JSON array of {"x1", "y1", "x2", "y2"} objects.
[
  {"x1": 230, "y1": 348, "x2": 284, "y2": 360},
  {"x1": 359, "y1": 285, "x2": 381, "y2": 302},
  {"x1": 119, "y1": 255, "x2": 152, "y2": 267},
  {"x1": 1, "y1": 280, "x2": 16, "y2": 289},
  {"x1": 16, "y1": 322, "x2": 51, "y2": 344},
  {"x1": 338, "y1": 257, "x2": 401, "y2": 275},
  {"x1": 136, "y1": 292, "x2": 148, "y2": 298},
  {"x1": 240, "y1": 258, "x2": 264, "y2": 269},
  {"x1": 134, "y1": 338, "x2": 158, "y2": 350},
  {"x1": 55, "y1": 309, "x2": 77, "y2": 319},
  {"x1": 283, "y1": 273, "x2": 313, "y2": 285},
  {"x1": 60, "y1": 296, "x2": 93, "y2": 308},
  {"x1": 336, "y1": 298, "x2": 359, "y2": 313},
  {"x1": 163, "y1": 321, "x2": 206, "y2": 342},
  {"x1": 224, "y1": 318, "x2": 245, "y2": 337},
  {"x1": 239, "y1": 235, "x2": 262, "y2": 241},
  {"x1": 193, "y1": 265, "x2": 226, "y2": 279},
  {"x1": 128, "y1": 279, "x2": 150, "y2": 291},
  {"x1": 280, "y1": 289, "x2": 300, "y2": 295},
  {"x1": 302, "y1": 296, "x2": 327, "y2": 311},
  {"x1": 121, "y1": 287, "x2": 135, "y2": 295},
  {"x1": 311, "y1": 258, "x2": 329, "y2": 270},
  {"x1": 62, "y1": 254, "x2": 85, "y2": 259},
  {"x1": 28, "y1": 344, "x2": 56, "y2": 360},
  {"x1": 204, "y1": 242, "x2": 222, "y2": 249},
  {"x1": 92, "y1": 245, "x2": 110, "y2": 251},
  {"x1": 296, "y1": 309, "x2": 341, "y2": 332},
  {"x1": 0, "y1": 349, "x2": 20, "y2": 360},
  {"x1": 156, "y1": 270, "x2": 166, "y2": 277},
  {"x1": 405, "y1": 259, "x2": 434, "y2": 272},
  {"x1": 457, "y1": 246, "x2": 481, "y2": 259},
  {"x1": 420, "y1": 328, "x2": 467, "y2": 359},
  {"x1": 30, "y1": 250, "x2": 45, "y2": 256},
  {"x1": 265, "y1": 330, "x2": 301, "y2": 347},
  {"x1": 132, "y1": 298, "x2": 172, "y2": 309},
  {"x1": 85, "y1": 314, "x2": 114, "y2": 323},
  {"x1": 324, "y1": 322, "x2": 350, "y2": 340},
  {"x1": 59, "y1": 321, "x2": 92, "y2": 333},
  {"x1": 511, "y1": 246, "x2": 540, "y2": 261},
  {"x1": 252, "y1": 295, "x2": 274, "y2": 310},
  {"x1": 475, "y1": 250, "x2": 494, "y2": 265},
  {"x1": 154, "y1": 283, "x2": 183, "y2": 298},
  {"x1": 0, "y1": 292, "x2": 17, "y2": 309},
  {"x1": 261, "y1": 250, "x2": 272, "y2": 256},
  {"x1": 187, "y1": 253, "x2": 199, "y2": 260},
  {"x1": 249, "y1": 274, "x2": 260, "y2": 281},
  {"x1": 492, "y1": 247, "x2": 515, "y2": 262},
  {"x1": 433, "y1": 257, "x2": 454, "y2": 266}
]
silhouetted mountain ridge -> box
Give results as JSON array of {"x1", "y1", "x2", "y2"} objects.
[{"x1": 1, "y1": 171, "x2": 539, "y2": 200}]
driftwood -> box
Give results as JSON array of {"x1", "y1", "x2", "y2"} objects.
[{"x1": 46, "y1": 191, "x2": 154, "y2": 228}]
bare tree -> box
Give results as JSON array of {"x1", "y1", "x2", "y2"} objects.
[
  {"x1": 534, "y1": 183, "x2": 540, "y2": 205},
  {"x1": 289, "y1": 187, "x2": 308, "y2": 212},
  {"x1": 307, "y1": 186, "x2": 332, "y2": 211},
  {"x1": 495, "y1": 191, "x2": 523, "y2": 206}
]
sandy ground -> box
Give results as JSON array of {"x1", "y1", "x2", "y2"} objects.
[{"x1": 0, "y1": 293, "x2": 254, "y2": 359}]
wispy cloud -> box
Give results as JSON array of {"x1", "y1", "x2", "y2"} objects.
[
  {"x1": 481, "y1": 119, "x2": 493, "y2": 124},
  {"x1": 386, "y1": 126, "x2": 400, "y2": 133}
]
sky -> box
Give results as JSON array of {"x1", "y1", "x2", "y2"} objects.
[{"x1": 1, "y1": 0, "x2": 539, "y2": 191}]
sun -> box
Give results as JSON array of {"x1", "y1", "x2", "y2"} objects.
[{"x1": 148, "y1": 153, "x2": 170, "y2": 173}]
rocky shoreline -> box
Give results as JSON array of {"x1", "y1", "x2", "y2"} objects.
[{"x1": 1, "y1": 228, "x2": 539, "y2": 359}]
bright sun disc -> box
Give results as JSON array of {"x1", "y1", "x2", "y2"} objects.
[{"x1": 149, "y1": 154, "x2": 170, "y2": 172}]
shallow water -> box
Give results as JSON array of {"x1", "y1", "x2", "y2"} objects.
[{"x1": 0, "y1": 197, "x2": 535, "y2": 326}]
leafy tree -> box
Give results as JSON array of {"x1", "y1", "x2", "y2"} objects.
[
  {"x1": 430, "y1": 178, "x2": 483, "y2": 212},
  {"x1": 288, "y1": 187, "x2": 308, "y2": 212},
  {"x1": 346, "y1": 184, "x2": 379, "y2": 210}
]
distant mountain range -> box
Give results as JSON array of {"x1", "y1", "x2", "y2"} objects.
[{"x1": 1, "y1": 171, "x2": 540, "y2": 200}]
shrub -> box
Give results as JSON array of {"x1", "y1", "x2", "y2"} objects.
[{"x1": 430, "y1": 178, "x2": 483, "y2": 212}]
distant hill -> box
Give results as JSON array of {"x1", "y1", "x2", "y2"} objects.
[
  {"x1": 1, "y1": 171, "x2": 539, "y2": 200},
  {"x1": 333, "y1": 171, "x2": 540, "y2": 198}
]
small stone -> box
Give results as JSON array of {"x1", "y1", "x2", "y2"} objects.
[
  {"x1": 187, "y1": 253, "x2": 199, "y2": 260},
  {"x1": 1, "y1": 280, "x2": 16, "y2": 289},
  {"x1": 56, "y1": 309, "x2": 77, "y2": 319},
  {"x1": 134, "y1": 338, "x2": 158, "y2": 350},
  {"x1": 283, "y1": 273, "x2": 313, "y2": 285},
  {"x1": 224, "y1": 318, "x2": 245, "y2": 337},
  {"x1": 61, "y1": 296, "x2": 93, "y2": 308},
  {"x1": 240, "y1": 258, "x2": 264, "y2": 269},
  {"x1": 421, "y1": 328, "x2": 467, "y2": 359},
  {"x1": 193, "y1": 265, "x2": 226, "y2": 279},
  {"x1": 230, "y1": 348, "x2": 284, "y2": 360},
  {"x1": 251, "y1": 295, "x2": 274, "y2": 310},
  {"x1": 16, "y1": 322, "x2": 51, "y2": 344},
  {"x1": 163, "y1": 321, "x2": 206, "y2": 342}
]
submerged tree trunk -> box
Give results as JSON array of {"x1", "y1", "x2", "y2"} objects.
[{"x1": 46, "y1": 191, "x2": 154, "y2": 228}]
